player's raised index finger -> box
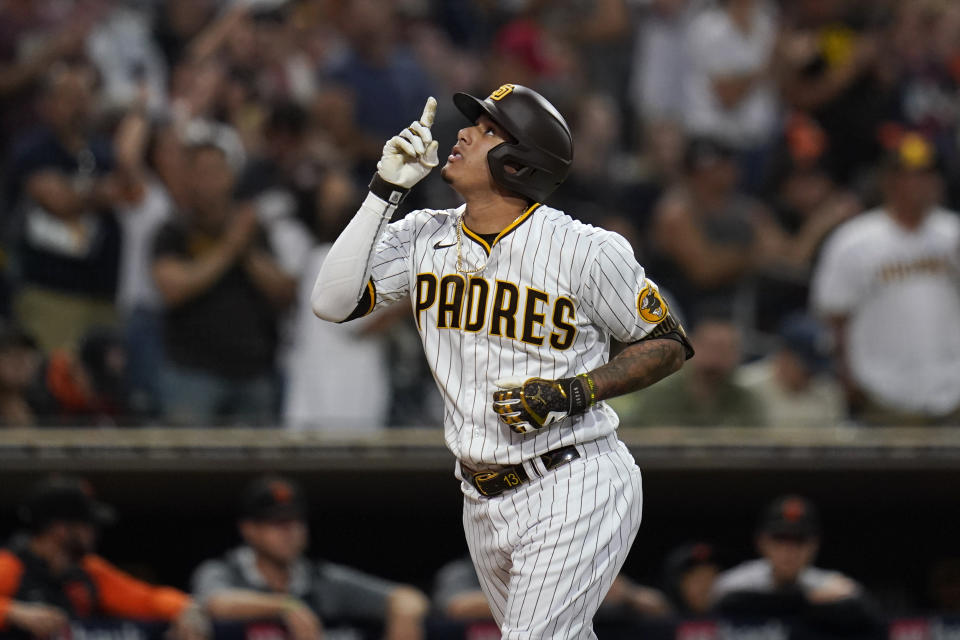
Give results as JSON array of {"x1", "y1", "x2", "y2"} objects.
[{"x1": 419, "y1": 96, "x2": 437, "y2": 127}]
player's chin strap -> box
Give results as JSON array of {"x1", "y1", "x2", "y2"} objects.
[{"x1": 311, "y1": 180, "x2": 401, "y2": 322}]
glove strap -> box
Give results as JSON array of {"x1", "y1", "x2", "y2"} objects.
[
  {"x1": 369, "y1": 173, "x2": 409, "y2": 205},
  {"x1": 577, "y1": 373, "x2": 597, "y2": 406},
  {"x1": 558, "y1": 376, "x2": 591, "y2": 417}
]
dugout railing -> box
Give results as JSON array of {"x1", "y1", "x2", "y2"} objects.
[
  {"x1": 1, "y1": 427, "x2": 958, "y2": 620},
  {"x1": 2, "y1": 615, "x2": 957, "y2": 640}
]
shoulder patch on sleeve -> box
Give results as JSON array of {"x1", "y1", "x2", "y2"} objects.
[{"x1": 637, "y1": 282, "x2": 668, "y2": 324}]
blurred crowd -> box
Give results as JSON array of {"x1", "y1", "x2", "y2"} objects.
[
  {"x1": 5, "y1": 474, "x2": 960, "y2": 639},
  {"x1": 1, "y1": 0, "x2": 959, "y2": 428}
]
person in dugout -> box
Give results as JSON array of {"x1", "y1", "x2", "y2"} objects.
[{"x1": 0, "y1": 475, "x2": 208, "y2": 639}]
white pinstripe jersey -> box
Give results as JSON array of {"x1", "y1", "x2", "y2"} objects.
[{"x1": 365, "y1": 203, "x2": 670, "y2": 466}]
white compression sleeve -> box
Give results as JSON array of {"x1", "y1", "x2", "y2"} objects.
[{"x1": 311, "y1": 192, "x2": 396, "y2": 322}]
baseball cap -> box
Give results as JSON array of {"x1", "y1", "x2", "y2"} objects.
[
  {"x1": 19, "y1": 475, "x2": 116, "y2": 532},
  {"x1": 181, "y1": 119, "x2": 247, "y2": 173},
  {"x1": 239, "y1": 475, "x2": 307, "y2": 522},
  {"x1": 778, "y1": 313, "x2": 833, "y2": 374},
  {"x1": 884, "y1": 132, "x2": 940, "y2": 173},
  {"x1": 663, "y1": 542, "x2": 720, "y2": 583},
  {"x1": 758, "y1": 495, "x2": 820, "y2": 539}
]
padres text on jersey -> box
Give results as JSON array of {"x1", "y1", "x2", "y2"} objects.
[{"x1": 364, "y1": 203, "x2": 670, "y2": 466}]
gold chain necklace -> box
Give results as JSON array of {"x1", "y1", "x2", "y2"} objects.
[
  {"x1": 455, "y1": 207, "x2": 530, "y2": 275},
  {"x1": 455, "y1": 212, "x2": 487, "y2": 275}
]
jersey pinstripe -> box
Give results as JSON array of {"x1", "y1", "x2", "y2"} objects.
[{"x1": 366, "y1": 203, "x2": 667, "y2": 466}]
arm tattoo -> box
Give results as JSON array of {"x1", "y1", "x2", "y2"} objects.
[{"x1": 589, "y1": 339, "x2": 686, "y2": 401}]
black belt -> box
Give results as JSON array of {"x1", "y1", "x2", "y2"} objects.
[{"x1": 469, "y1": 445, "x2": 581, "y2": 497}]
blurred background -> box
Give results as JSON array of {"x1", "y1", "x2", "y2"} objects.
[{"x1": 1, "y1": 0, "x2": 960, "y2": 637}]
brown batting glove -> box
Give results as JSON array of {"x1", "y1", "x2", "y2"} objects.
[{"x1": 492, "y1": 375, "x2": 595, "y2": 434}]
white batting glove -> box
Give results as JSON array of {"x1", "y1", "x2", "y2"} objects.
[{"x1": 377, "y1": 97, "x2": 439, "y2": 189}]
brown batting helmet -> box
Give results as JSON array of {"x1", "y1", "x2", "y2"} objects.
[{"x1": 453, "y1": 84, "x2": 573, "y2": 203}]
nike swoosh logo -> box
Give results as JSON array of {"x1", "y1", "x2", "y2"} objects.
[{"x1": 433, "y1": 241, "x2": 456, "y2": 249}]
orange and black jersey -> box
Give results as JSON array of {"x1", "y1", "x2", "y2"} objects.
[{"x1": 0, "y1": 545, "x2": 190, "y2": 629}]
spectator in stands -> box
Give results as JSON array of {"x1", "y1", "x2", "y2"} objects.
[
  {"x1": 0, "y1": 324, "x2": 41, "y2": 426},
  {"x1": 0, "y1": 0, "x2": 95, "y2": 153},
  {"x1": 235, "y1": 101, "x2": 317, "y2": 241},
  {"x1": 778, "y1": 0, "x2": 889, "y2": 185},
  {"x1": 192, "y1": 474, "x2": 428, "y2": 640},
  {"x1": 882, "y1": 0, "x2": 960, "y2": 167},
  {"x1": 432, "y1": 556, "x2": 671, "y2": 623},
  {"x1": 752, "y1": 128, "x2": 860, "y2": 336},
  {"x1": 5, "y1": 60, "x2": 122, "y2": 353},
  {"x1": 500, "y1": 0, "x2": 630, "y2": 103},
  {"x1": 628, "y1": 0, "x2": 695, "y2": 190},
  {"x1": 0, "y1": 323, "x2": 131, "y2": 427},
  {"x1": 662, "y1": 542, "x2": 722, "y2": 616},
  {"x1": 682, "y1": 0, "x2": 780, "y2": 189},
  {"x1": 647, "y1": 138, "x2": 783, "y2": 327},
  {"x1": 152, "y1": 121, "x2": 296, "y2": 426},
  {"x1": 711, "y1": 495, "x2": 882, "y2": 632},
  {"x1": 27, "y1": 325, "x2": 131, "y2": 426},
  {"x1": 811, "y1": 133, "x2": 960, "y2": 425},
  {"x1": 737, "y1": 313, "x2": 844, "y2": 428},
  {"x1": 327, "y1": 0, "x2": 436, "y2": 173},
  {"x1": 152, "y1": 0, "x2": 219, "y2": 69},
  {"x1": 630, "y1": 0, "x2": 693, "y2": 133},
  {"x1": 610, "y1": 311, "x2": 763, "y2": 427},
  {"x1": 111, "y1": 105, "x2": 183, "y2": 420},
  {"x1": 0, "y1": 475, "x2": 208, "y2": 639},
  {"x1": 549, "y1": 92, "x2": 639, "y2": 227},
  {"x1": 178, "y1": 2, "x2": 317, "y2": 150},
  {"x1": 230, "y1": 102, "x2": 316, "y2": 397},
  {"x1": 283, "y1": 173, "x2": 391, "y2": 431},
  {"x1": 233, "y1": 101, "x2": 316, "y2": 285},
  {"x1": 86, "y1": 0, "x2": 168, "y2": 118}
]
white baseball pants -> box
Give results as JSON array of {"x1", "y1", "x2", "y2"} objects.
[{"x1": 460, "y1": 435, "x2": 644, "y2": 639}]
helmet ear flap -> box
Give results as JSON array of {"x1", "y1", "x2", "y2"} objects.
[{"x1": 487, "y1": 143, "x2": 537, "y2": 201}]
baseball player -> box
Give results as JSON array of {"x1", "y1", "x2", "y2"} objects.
[{"x1": 312, "y1": 84, "x2": 693, "y2": 639}]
